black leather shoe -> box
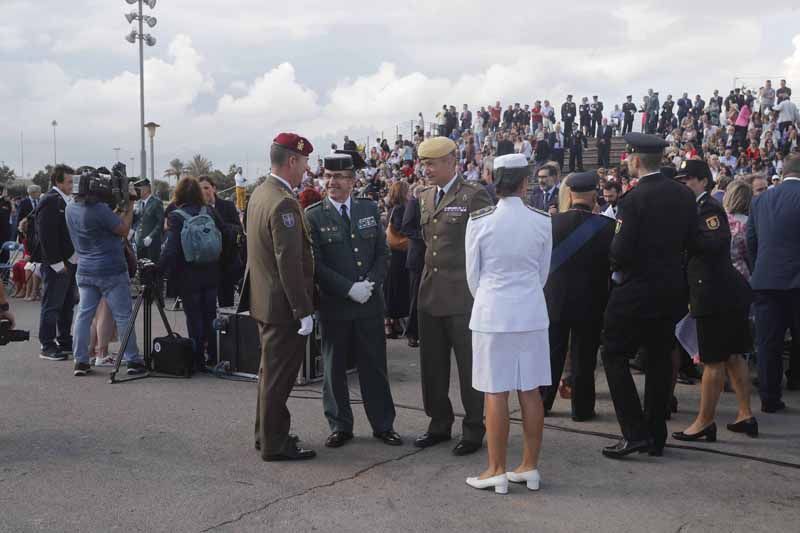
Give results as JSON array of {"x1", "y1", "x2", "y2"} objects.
[
  {"x1": 413, "y1": 432, "x2": 451, "y2": 448},
  {"x1": 761, "y1": 400, "x2": 786, "y2": 413},
  {"x1": 602, "y1": 438, "x2": 650, "y2": 459},
  {"x1": 452, "y1": 440, "x2": 482, "y2": 456},
  {"x1": 325, "y1": 431, "x2": 354, "y2": 448},
  {"x1": 373, "y1": 430, "x2": 403, "y2": 446},
  {"x1": 727, "y1": 417, "x2": 758, "y2": 437},
  {"x1": 571, "y1": 412, "x2": 596, "y2": 422},
  {"x1": 407, "y1": 338, "x2": 419, "y2": 348},
  {"x1": 263, "y1": 444, "x2": 316, "y2": 462},
  {"x1": 256, "y1": 433, "x2": 299, "y2": 451},
  {"x1": 672, "y1": 422, "x2": 717, "y2": 442},
  {"x1": 648, "y1": 446, "x2": 664, "y2": 457}
]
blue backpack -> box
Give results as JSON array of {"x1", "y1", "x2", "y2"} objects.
[{"x1": 175, "y1": 207, "x2": 222, "y2": 264}]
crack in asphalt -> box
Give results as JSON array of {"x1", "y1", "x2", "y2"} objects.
[{"x1": 200, "y1": 448, "x2": 425, "y2": 532}]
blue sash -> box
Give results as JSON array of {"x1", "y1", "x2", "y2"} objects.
[{"x1": 549, "y1": 216, "x2": 611, "y2": 274}]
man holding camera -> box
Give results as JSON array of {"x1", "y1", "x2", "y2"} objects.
[
  {"x1": 134, "y1": 179, "x2": 164, "y2": 263},
  {"x1": 66, "y1": 179, "x2": 145, "y2": 376},
  {"x1": 37, "y1": 165, "x2": 78, "y2": 361}
]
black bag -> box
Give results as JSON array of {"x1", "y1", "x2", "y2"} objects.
[{"x1": 151, "y1": 333, "x2": 194, "y2": 377}]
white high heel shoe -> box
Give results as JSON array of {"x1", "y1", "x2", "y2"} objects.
[
  {"x1": 465, "y1": 473, "x2": 508, "y2": 494},
  {"x1": 506, "y1": 469, "x2": 541, "y2": 491}
]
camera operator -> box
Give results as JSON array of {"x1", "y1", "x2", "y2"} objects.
[
  {"x1": 65, "y1": 181, "x2": 146, "y2": 377},
  {"x1": 36, "y1": 164, "x2": 78, "y2": 361}
]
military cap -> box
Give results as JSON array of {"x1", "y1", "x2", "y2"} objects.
[
  {"x1": 324, "y1": 154, "x2": 355, "y2": 172},
  {"x1": 493, "y1": 153, "x2": 529, "y2": 190},
  {"x1": 334, "y1": 149, "x2": 367, "y2": 170},
  {"x1": 273, "y1": 132, "x2": 314, "y2": 156},
  {"x1": 624, "y1": 132, "x2": 669, "y2": 154},
  {"x1": 566, "y1": 171, "x2": 599, "y2": 193},
  {"x1": 134, "y1": 178, "x2": 151, "y2": 187},
  {"x1": 674, "y1": 159, "x2": 712, "y2": 182},
  {"x1": 418, "y1": 136, "x2": 457, "y2": 159}
]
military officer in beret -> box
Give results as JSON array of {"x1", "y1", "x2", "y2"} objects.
[
  {"x1": 305, "y1": 153, "x2": 401, "y2": 449},
  {"x1": 243, "y1": 132, "x2": 316, "y2": 461},
  {"x1": 672, "y1": 159, "x2": 757, "y2": 442},
  {"x1": 413, "y1": 136, "x2": 493, "y2": 456},
  {"x1": 543, "y1": 171, "x2": 615, "y2": 421},
  {"x1": 602, "y1": 133, "x2": 698, "y2": 459}
]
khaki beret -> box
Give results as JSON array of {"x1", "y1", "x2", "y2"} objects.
[{"x1": 418, "y1": 136, "x2": 457, "y2": 159}]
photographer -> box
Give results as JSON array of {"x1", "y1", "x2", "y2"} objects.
[{"x1": 65, "y1": 180, "x2": 146, "y2": 377}]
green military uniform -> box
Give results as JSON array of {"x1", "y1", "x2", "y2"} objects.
[
  {"x1": 418, "y1": 175, "x2": 492, "y2": 443},
  {"x1": 305, "y1": 195, "x2": 396, "y2": 434},
  {"x1": 134, "y1": 192, "x2": 164, "y2": 262}
]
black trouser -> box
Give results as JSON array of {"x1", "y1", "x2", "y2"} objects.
[
  {"x1": 406, "y1": 269, "x2": 422, "y2": 340},
  {"x1": 753, "y1": 289, "x2": 800, "y2": 405},
  {"x1": 551, "y1": 148, "x2": 565, "y2": 171},
  {"x1": 320, "y1": 317, "x2": 396, "y2": 434},
  {"x1": 622, "y1": 115, "x2": 634, "y2": 135},
  {"x1": 544, "y1": 319, "x2": 602, "y2": 418},
  {"x1": 580, "y1": 116, "x2": 590, "y2": 135},
  {"x1": 590, "y1": 115, "x2": 601, "y2": 137},
  {"x1": 598, "y1": 146, "x2": 610, "y2": 168},
  {"x1": 181, "y1": 286, "x2": 218, "y2": 366},
  {"x1": 564, "y1": 121, "x2": 574, "y2": 142},
  {"x1": 569, "y1": 147, "x2": 584, "y2": 172},
  {"x1": 602, "y1": 317, "x2": 675, "y2": 448},
  {"x1": 218, "y1": 267, "x2": 241, "y2": 309},
  {"x1": 38, "y1": 263, "x2": 77, "y2": 352}
]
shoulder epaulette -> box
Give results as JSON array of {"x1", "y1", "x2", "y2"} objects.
[
  {"x1": 525, "y1": 205, "x2": 551, "y2": 217},
  {"x1": 470, "y1": 206, "x2": 496, "y2": 220},
  {"x1": 304, "y1": 201, "x2": 322, "y2": 212}
]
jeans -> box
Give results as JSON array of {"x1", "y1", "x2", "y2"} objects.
[
  {"x1": 181, "y1": 287, "x2": 218, "y2": 365},
  {"x1": 73, "y1": 272, "x2": 142, "y2": 365},
  {"x1": 39, "y1": 263, "x2": 77, "y2": 352}
]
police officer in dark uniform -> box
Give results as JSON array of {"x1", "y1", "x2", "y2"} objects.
[
  {"x1": 590, "y1": 96, "x2": 603, "y2": 138},
  {"x1": 622, "y1": 96, "x2": 636, "y2": 135},
  {"x1": 568, "y1": 127, "x2": 589, "y2": 172},
  {"x1": 601, "y1": 133, "x2": 698, "y2": 459},
  {"x1": 579, "y1": 97, "x2": 591, "y2": 136},
  {"x1": 305, "y1": 153, "x2": 401, "y2": 448},
  {"x1": 543, "y1": 172, "x2": 615, "y2": 421},
  {"x1": 671, "y1": 160, "x2": 757, "y2": 442},
  {"x1": 561, "y1": 95, "x2": 577, "y2": 142}
]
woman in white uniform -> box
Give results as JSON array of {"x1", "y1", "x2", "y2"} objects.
[{"x1": 464, "y1": 153, "x2": 553, "y2": 494}]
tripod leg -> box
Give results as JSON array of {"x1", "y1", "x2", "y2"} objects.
[
  {"x1": 153, "y1": 288, "x2": 175, "y2": 336},
  {"x1": 110, "y1": 292, "x2": 145, "y2": 383}
]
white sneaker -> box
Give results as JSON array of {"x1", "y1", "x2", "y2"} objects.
[
  {"x1": 95, "y1": 356, "x2": 116, "y2": 368},
  {"x1": 465, "y1": 473, "x2": 508, "y2": 494},
  {"x1": 506, "y1": 469, "x2": 540, "y2": 491}
]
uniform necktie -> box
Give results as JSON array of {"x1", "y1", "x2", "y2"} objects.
[
  {"x1": 340, "y1": 204, "x2": 350, "y2": 228},
  {"x1": 435, "y1": 188, "x2": 444, "y2": 208}
]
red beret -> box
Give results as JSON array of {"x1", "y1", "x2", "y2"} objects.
[{"x1": 273, "y1": 132, "x2": 314, "y2": 156}]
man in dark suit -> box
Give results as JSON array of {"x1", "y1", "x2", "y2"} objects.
[
  {"x1": 543, "y1": 172, "x2": 614, "y2": 420},
  {"x1": 133, "y1": 179, "x2": 164, "y2": 263},
  {"x1": 590, "y1": 96, "x2": 604, "y2": 138},
  {"x1": 17, "y1": 185, "x2": 41, "y2": 229},
  {"x1": 596, "y1": 119, "x2": 613, "y2": 168},
  {"x1": 529, "y1": 163, "x2": 559, "y2": 213},
  {"x1": 622, "y1": 96, "x2": 637, "y2": 135},
  {"x1": 561, "y1": 95, "x2": 577, "y2": 141},
  {"x1": 602, "y1": 133, "x2": 697, "y2": 459},
  {"x1": 199, "y1": 175, "x2": 244, "y2": 308},
  {"x1": 677, "y1": 92, "x2": 691, "y2": 123},
  {"x1": 305, "y1": 153, "x2": 400, "y2": 449},
  {"x1": 569, "y1": 127, "x2": 588, "y2": 172},
  {"x1": 37, "y1": 165, "x2": 78, "y2": 361},
  {"x1": 401, "y1": 193, "x2": 426, "y2": 348},
  {"x1": 747, "y1": 154, "x2": 800, "y2": 412},
  {"x1": 549, "y1": 125, "x2": 566, "y2": 171},
  {"x1": 496, "y1": 132, "x2": 514, "y2": 157}
]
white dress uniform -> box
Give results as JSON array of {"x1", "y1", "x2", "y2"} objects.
[{"x1": 466, "y1": 192, "x2": 553, "y2": 393}]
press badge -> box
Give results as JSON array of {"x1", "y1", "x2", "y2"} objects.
[{"x1": 357, "y1": 216, "x2": 377, "y2": 230}]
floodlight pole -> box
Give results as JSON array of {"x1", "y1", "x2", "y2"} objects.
[{"x1": 137, "y1": 0, "x2": 147, "y2": 180}]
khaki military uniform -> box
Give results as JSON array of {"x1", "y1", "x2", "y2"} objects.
[
  {"x1": 242, "y1": 175, "x2": 314, "y2": 458},
  {"x1": 417, "y1": 176, "x2": 492, "y2": 442}
]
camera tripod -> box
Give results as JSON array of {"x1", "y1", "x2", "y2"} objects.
[{"x1": 109, "y1": 276, "x2": 176, "y2": 384}]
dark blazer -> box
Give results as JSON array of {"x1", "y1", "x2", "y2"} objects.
[
  {"x1": 529, "y1": 185, "x2": 559, "y2": 212},
  {"x1": 688, "y1": 193, "x2": 752, "y2": 315},
  {"x1": 606, "y1": 172, "x2": 697, "y2": 322},
  {"x1": 158, "y1": 203, "x2": 224, "y2": 292},
  {"x1": 596, "y1": 125, "x2": 613, "y2": 147},
  {"x1": 17, "y1": 197, "x2": 36, "y2": 225},
  {"x1": 305, "y1": 196, "x2": 388, "y2": 321},
  {"x1": 401, "y1": 195, "x2": 426, "y2": 272},
  {"x1": 36, "y1": 188, "x2": 74, "y2": 267},
  {"x1": 496, "y1": 139, "x2": 515, "y2": 157},
  {"x1": 544, "y1": 205, "x2": 615, "y2": 321},
  {"x1": 747, "y1": 179, "x2": 800, "y2": 290},
  {"x1": 533, "y1": 139, "x2": 551, "y2": 163}
]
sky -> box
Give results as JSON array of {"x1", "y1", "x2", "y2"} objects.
[{"x1": 1, "y1": 0, "x2": 800, "y2": 182}]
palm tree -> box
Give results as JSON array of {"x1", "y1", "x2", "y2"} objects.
[
  {"x1": 164, "y1": 158, "x2": 184, "y2": 185},
  {"x1": 185, "y1": 154, "x2": 213, "y2": 177}
]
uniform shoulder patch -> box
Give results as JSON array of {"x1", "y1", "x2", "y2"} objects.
[
  {"x1": 525, "y1": 205, "x2": 551, "y2": 217},
  {"x1": 470, "y1": 206, "x2": 496, "y2": 220}
]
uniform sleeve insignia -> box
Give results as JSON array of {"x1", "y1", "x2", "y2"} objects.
[
  {"x1": 705, "y1": 216, "x2": 720, "y2": 230},
  {"x1": 525, "y1": 205, "x2": 551, "y2": 217},
  {"x1": 281, "y1": 212, "x2": 296, "y2": 228},
  {"x1": 470, "y1": 206, "x2": 496, "y2": 220},
  {"x1": 615, "y1": 218, "x2": 623, "y2": 234}
]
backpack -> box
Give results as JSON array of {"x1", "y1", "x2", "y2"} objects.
[{"x1": 175, "y1": 207, "x2": 222, "y2": 264}]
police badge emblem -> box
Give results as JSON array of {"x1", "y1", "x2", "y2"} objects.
[
  {"x1": 706, "y1": 216, "x2": 720, "y2": 230},
  {"x1": 281, "y1": 212, "x2": 296, "y2": 228}
]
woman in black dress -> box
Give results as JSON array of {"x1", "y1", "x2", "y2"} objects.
[{"x1": 383, "y1": 181, "x2": 411, "y2": 338}]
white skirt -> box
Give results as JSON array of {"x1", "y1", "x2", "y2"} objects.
[{"x1": 472, "y1": 330, "x2": 551, "y2": 393}]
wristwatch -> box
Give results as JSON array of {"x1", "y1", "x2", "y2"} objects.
[{"x1": 0, "y1": 303, "x2": 9, "y2": 312}]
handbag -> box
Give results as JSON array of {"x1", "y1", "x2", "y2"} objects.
[{"x1": 385, "y1": 208, "x2": 408, "y2": 252}]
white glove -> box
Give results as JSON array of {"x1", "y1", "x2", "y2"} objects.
[
  {"x1": 297, "y1": 315, "x2": 314, "y2": 336},
  {"x1": 347, "y1": 281, "x2": 374, "y2": 304},
  {"x1": 143, "y1": 236, "x2": 152, "y2": 248}
]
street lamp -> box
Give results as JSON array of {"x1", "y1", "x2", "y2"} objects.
[
  {"x1": 144, "y1": 122, "x2": 160, "y2": 181},
  {"x1": 114, "y1": 147, "x2": 121, "y2": 162},
  {"x1": 123, "y1": 0, "x2": 157, "y2": 180},
  {"x1": 51, "y1": 120, "x2": 58, "y2": 166}
]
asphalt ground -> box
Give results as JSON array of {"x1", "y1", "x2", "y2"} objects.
[{"x1": 1, "y1": 297, "x2": 799, "y2": 532}]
